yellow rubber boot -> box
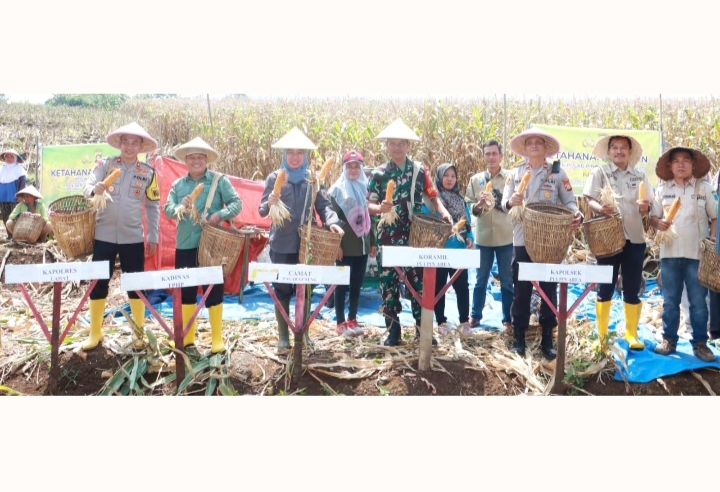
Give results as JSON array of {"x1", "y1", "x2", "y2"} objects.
[
  {"x1": 182, "y1": 304, "x2": 197, "y2": 347},
  {"x1": 593, "y1": 300, "x2": 612, "y2": 350},
  {"x1": 82, "y1": 298, "x2": 106, "y2": 351},
  {"x1": 129, "y1": 298, "x2": 146, "y2": 348},
  {"x1": 209, "y1": 304, "x2": 225, "y2": 354},
  {"x1": 624, "y1": 302, "x2": 645, "y2": 350}
]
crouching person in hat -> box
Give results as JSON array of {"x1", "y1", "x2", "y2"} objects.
[
  {"x1": 367, "y1": 119, "x2": 452, "y2": 347},
  {"x1": 502, "y1": 128, "x2": 583, "y2": 360},
  {"x1": 0, "y1": 149, "x2": 27, "y2": 240},
  {"x1": 164, "y1": 138, "x2": 241, "y2": 353},
  {"x1": 649, "y1": 147, "x2": 718, "y2": 362},
  {"x1": 583, "y1": 135, "x2": 654, "y2": 351},
  {"x1": 259, "y1": 128, "x2": 344, "y2": 354},
  {"x1": 5, "y1": 185, "x2": 52, "y2": 243},
  {"x1": 81, "y1": 123, "x2": 160, "y2": 351}
]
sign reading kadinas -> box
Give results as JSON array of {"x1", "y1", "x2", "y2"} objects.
[
  {"x1": 380, "y1": 246, "x2": 480, "y2": 269},
  {"x1": 248, "y1": 262, "x2": 350, "y2": 285},
  {"x1": 121, "y1": 266, "x2": 224, "y2": 291},
  {"x1": 518, "y1": 263, "x2": 613, "y2": 284},
  {"x1": 4, "y1": 261, "x2": 110, "y2": 284}
]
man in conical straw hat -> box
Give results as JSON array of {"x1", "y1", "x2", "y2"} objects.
[
  {"x1": 583, "y1": 134, "x2": 653, "y2": 351},
  {"x1": 649, "y1": 146, "x2": 718, "y2": 362},
  {"x1": 0, "y1": 148, "x2": 27, "y2": 240},
  {"x1": 367, "y1": 118, "x2": 452, "y2": 347},
  {"x1": 501, "y1": 127, "x2": 583, "y2": 360},
  {"x1": 5, "y1": 184, "x2": 52, "y2": 243},
  {"x1": 81, "y1": 122, "x2": 161, "y2": 351},
  {"x1": 259, "y1": 127, "x2": 343, "y2": 354},
  {"x1": 164, "y1": 137, "x2": 242, "y2": 354}
]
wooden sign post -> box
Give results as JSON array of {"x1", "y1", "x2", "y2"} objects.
[
  {"x1": 249, "y1": 262, "x2": 350, "y2": 383},
  {"x1": 381, "y1": 246, "x2": 481, "y2": 372},
  {"x1": 5, "y1": 261, "x2": 110, "y2": 394},
  {"x1": 121, "y1": 266, "x2": 223, "y2": 389},
  {"x1": 518, "y1": 262, "x2": 613, "y2": 394}
]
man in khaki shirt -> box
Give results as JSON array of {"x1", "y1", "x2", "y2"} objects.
[
  {"x1": 465, "y1": 140, "x2": 513, "y2": 330},
  {"x1": 650, "y1": 147, "x2": 718, "y2": 362},
  {"x1": 583, "y1": 135, "x2": 653, "y2": 351}
]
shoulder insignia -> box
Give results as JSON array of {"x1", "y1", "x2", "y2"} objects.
[{"x1": 562, "y1": 177, "x2": 572, "y2": 192}]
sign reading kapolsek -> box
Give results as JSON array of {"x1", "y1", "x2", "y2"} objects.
[{"x1": 518, "y1": 263, "x2": 613, "y2": 284}]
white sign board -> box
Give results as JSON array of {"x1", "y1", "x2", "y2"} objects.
[
  {"x1": 518, "y1": 263, "x2": 613, "y2": 284},
  {"x1": 381, "y1": 246, "x2": 481, "y2": 269},
  {"x1": 249, "y1": 262, "x2": 350, "y2": 285},
  {"x1": 5, "y1": 261, "x2": 110, "y2": 284},
  {"x1": 121, "y1": 266, "x2": 224, "y2": 291}
]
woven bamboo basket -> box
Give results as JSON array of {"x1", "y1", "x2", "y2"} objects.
[
  {"x1": 48, "y1": 195, "x2": 96, "y2": 257},
  {"x1": 299, "y1": 224, "x2": 342, "y2": 266},
  {"x1": 12, "y1": 212, "x2": 46, "y2": 244},
  {"x1": 522, "y1": 203, "x2": 575, "y2": 264},
  {"x1": 198, "y1": 223, "x2": 246, "y2": 277},
  {"x1": 582, "y1": 213, "x2": 625, "y2": 259},
  {"x1": 699, "y1": 238, "x2": 720, "y2": 292},
  {"x1": 409, "y1": 213, "x2": 452, "y2": 248}
]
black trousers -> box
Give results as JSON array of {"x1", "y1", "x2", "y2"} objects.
[
  {"x1": 269, "y1": 250, "x2": 301, "y2": 302},
  {"x1": 434, "y1": 267, "x2": 469, "y2": 324},
  {"x1": 174, "y1": 248, "x2": 224, "y2": 308},
  {"x1": 596, "y1": 240, "x2": 645, "y2": 304},
  {"x1": 334, "y1": 254, "x2": 368, "y2": 323},
  {"x1": 90, "y1": 240, "x2": 145, "y2": 300},
  {"x1": 512, "y1": 246, "x2": 557, "y2": 330}
]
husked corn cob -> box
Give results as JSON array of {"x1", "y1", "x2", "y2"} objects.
[
  {"x1": 517, "y1": 172, "x2": 531, "y2": 194},
  {"x1": 103, "y1": 168, "x2": 122, "y2": 186},
  {"x1": 665, "y1": 197, "x2": 681, "y2": 222},
  {"x1": 638, "y1": 181, "x2": 646, "y2": 201},
  {"x1": 269, "y1": 170, "x2": 291, "y2": 226},
  {"x1": 655, "y1": 197, "x2": 681, "y2": 245},
  {"x1": 379, "y1": 180, "x2": 398, "y2": 227},
  {"x1": 175, "y1": 183, "x2": 205, "y2": 221},
  {"x1": 273, "y1": 170, "x2": 287, "y2": 195},
  {"x1": 318, "y1": 157, "x2": 335, "y2": 184}
]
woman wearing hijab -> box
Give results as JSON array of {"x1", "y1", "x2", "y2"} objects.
[
  {"x1": 0, "y1": 149, "x2": 27, "y2": 240},
  {"x1": 328, "y1": 150, "x2": 377, "y2": 337},
  {"x1": 259, "y1": 128, "x2": 344, "y2": 354},
  {"x1": 422, "y1": 163, "x2": 474, "y2": 337}
]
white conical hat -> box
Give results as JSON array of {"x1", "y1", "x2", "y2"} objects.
[
  {"x1": 374, "y1": 118, "x2": 420, "y2": 141},
  {"x1": 0, "y1": 148, "x2": 24, "y2": 163},
  {"x1": 271, "y1": 127, "x2": 317, "y2": 150},
  {"x1": 174, "y1": 137, "x2": 219, "y2": 164},
  {"x1": 15, "y1": 184, "x2": 43, "y2": 200},
  {"x1": 105, "y1": 122, "x2": 158, "y2": 153},
  {"x1": 509, "y1": 128, "x2": 560, "y2": 158}
]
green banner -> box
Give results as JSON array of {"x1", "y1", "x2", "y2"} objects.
[
  {"x1": 532, "y1": 124, "x2": 662, "y2": 195},
  {"x1": 40, "y1": 144, "x2": 145, "y2": 204}
]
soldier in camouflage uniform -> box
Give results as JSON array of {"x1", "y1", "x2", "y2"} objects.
[{"x1": 367, "y1": 119, "x2": 453, "y2": 346}]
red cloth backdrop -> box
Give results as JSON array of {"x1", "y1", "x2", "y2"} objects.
[{"x1": 144, "y1": 156, "x2": 269, "y2": 294}]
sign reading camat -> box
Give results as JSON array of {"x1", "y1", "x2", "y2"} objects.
[{"x1": 248, "y1": 262, "x2": 350, "y2": 285}]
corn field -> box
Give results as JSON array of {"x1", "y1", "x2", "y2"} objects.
[{"x1": 2, "y1": 95, "x2": 720, "y2": 185}]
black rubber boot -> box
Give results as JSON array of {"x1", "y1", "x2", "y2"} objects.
[
  {"x1": 384, "y1": 317, "x2": 401, "y2": 346},
  {"x1": 511, "y1": 326, "x2": 526, "y2": 356},
  {"x1": 541, "y1": 326, "x2": 557, "y2": 360},
  {"x1": 275, "y1": 299, "x2": 291, "y2": 352}
]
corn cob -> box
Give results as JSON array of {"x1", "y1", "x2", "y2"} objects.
[
  {"x1": 510, "y1": 172, "x2": 531, "y2": 223},
  {"x1": 103, "y1": 168, "x2": 122, "y2": 186},
  {"x1": 379, "y1": 180, "x2": 398, "y2": 227},
  {"x1": 269, "y1": 170, "x2": 291, "y2": 226},
  {"x1": 453, "y1": 218, "x2": 467, "y2": 242},
  {"x1": 655, "y1": 197, "x2": 681, "y2": 245},
  {"x1": 665, "y1": 197, "x2": 681, "y2": 222},
  {"x1": 482, "y1": 181, "x2": 495, "y2": 209},
  {"x1": 517, "y1": 172, "x2": 531, "y2": 194},
  {"x1": 90, "y1": 168, "x2": 122, "y2": 212},
  {"x1": 174, "y1": 183, "x2": 205, "y2": 221},
  {"x1": 318, "y1": 156, "x2": 335, "y2": 185},
  {"x1": 638, "y1": 181, "x2": 646, "y2": 201}
]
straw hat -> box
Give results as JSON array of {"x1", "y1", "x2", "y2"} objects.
[
  {"x1": 174, "y1": 137, "x2": 219, "y2": 164},
  {"x1": 509, "y1": 128, "x2": 561, "y2": 158},
  {"x1": 0, "y1": 148, "x2": 24, "y2": 163},
  {"x1": 375, "y1": 118, "x2": 420, "y2": 141},
  {"x1": 271, "y1": 127, "x2": 317, "y2": 150},
  {"x1": 15, "y1": 184, "x2": 43, "y2": 200},
  {"x1": 655, "y1": 146, "x2": 711, "y2": 181},
  {"x1": 592, "y1": 135, "x2": 643, "y2": 167},
  {"x1": 105, "y1": 122, "x2": 158, "y2": 153}
]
